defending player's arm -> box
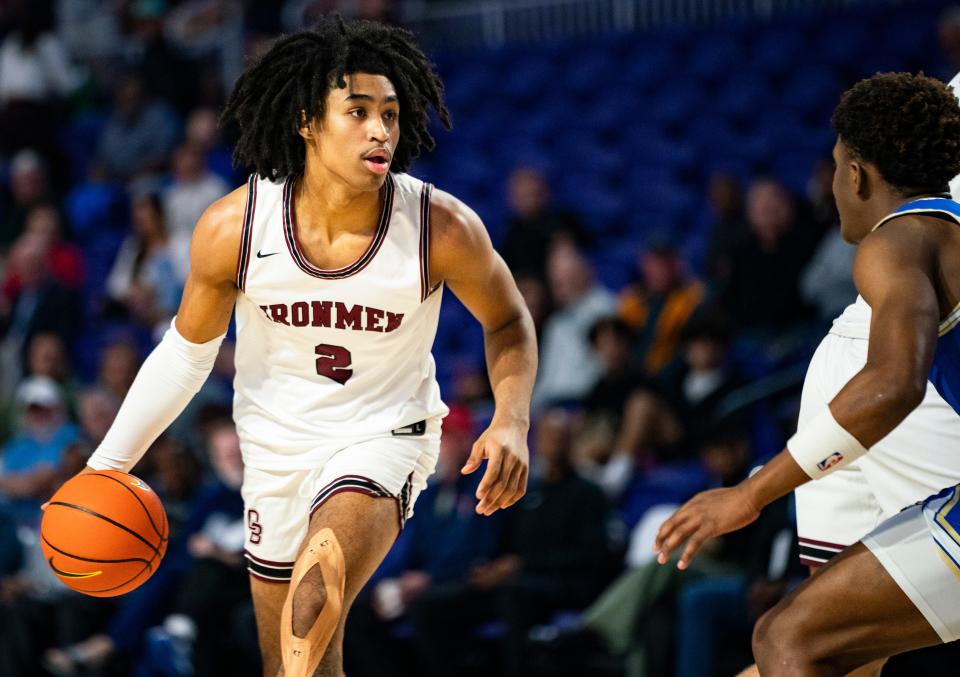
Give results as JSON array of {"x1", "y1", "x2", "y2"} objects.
[
  {"x1": 83, "y1": 186, "x2": 247, "y2": 473},
  {"x1": 429, "y1": 189, "x2": 538, "y2": 516},
  {"x1": 654, "y1": 218, "x2": 942, "y2": 568}
]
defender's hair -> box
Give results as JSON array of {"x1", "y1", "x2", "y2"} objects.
[
  {"x1": 832, "y1": 72, "x2": 960, "y2": 194},
  {"x1": 221, "y1": 17, "x2": 451, "y2": 179}
]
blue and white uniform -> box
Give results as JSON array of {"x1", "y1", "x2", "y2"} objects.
[
  {"x1": 795, "y1": 198, "x2": 960, "y2": 569},
  {"x1": 859, "y1": 197, "x2": 960, "y2": 642}
]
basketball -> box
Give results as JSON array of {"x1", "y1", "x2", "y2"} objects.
[{"x1": 40, "y1": 470, "x2": 169, "y2": 597}]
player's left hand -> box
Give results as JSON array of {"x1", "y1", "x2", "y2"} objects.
[
  {"x1": 653, "y1": 485, "x2": 760, "y2": 570},
  {"x1": 462, "y1": 423, "x2": 529, "y2": 515}
]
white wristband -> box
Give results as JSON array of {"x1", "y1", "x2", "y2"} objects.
[{"x1": 787, "y1": 407, "x2": 868, "y2": 479}]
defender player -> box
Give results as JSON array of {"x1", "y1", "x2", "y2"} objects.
[
  {"x1": 656, "y1": 72, "x2": 960, "y2": 674},
  {"x1": 76, "y1": 19, "x2": 537, "y2": 677}
]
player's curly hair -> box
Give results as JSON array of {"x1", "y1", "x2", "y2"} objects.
[
  {"x1": 221, "y1": 16, "x2": 451, "y2": 180},
  {"x1": 832, "y1": 72, "x2": 960, "y2": 194}
]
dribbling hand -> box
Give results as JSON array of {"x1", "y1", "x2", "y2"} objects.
[{"x1": 461, "y1": 424, "x2": 529, "y2": 515}]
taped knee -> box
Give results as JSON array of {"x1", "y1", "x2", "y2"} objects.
[{"x1": 281, "y1": 528, "x2": 346, "y2": 677}]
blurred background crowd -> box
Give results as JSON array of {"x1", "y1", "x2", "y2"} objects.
[{"x1": 1, "y1": 0, "x2": 960, "y2": 675}]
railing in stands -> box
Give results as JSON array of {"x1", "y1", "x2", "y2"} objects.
[{"x1": 403, "y1": 0, "x2": 911, "y2": 48}]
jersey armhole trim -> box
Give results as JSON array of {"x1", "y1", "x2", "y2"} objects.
[
  {"x1": 419, "y1": 182, "x2": 433, "y2": 302},
  {"x1": 236, "y1": 174, "x2": 258, "y2": 292}
]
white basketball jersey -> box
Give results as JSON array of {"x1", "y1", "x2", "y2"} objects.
[{"x1": 232, "y1": 172, "x2": 448, "y2": 470}]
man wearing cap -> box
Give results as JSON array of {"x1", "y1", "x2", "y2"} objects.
[{"x1": 0, "y1": 376, "x2": 78, "y2": 524}]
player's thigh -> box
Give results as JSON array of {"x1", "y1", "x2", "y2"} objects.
[
  {"x1": 300, "y1": 490, "x2": 401, "y2": 604},
  {"x1": 755, "y1": 542, "x2": 940, "y2": 672}
]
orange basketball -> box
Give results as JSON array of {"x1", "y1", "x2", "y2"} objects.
[{"x1": 41, "y1": 470, "x2": 168, "y2": 597}]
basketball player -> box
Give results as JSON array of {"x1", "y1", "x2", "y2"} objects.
[
  {"x1": 655, "y1": 72, "x2": 960, "y2": 674},
  {"x1": 73, "y1": 19, "x2": 537, "y2": 677}
]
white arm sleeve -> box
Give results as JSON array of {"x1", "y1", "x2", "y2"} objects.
[{"x1": 88, "y1": 318, "x2": 225, "y2": 472}]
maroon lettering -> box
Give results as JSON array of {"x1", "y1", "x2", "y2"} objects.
[
  {"x1": 291, "y1": 301, "x2": 309, "y2": 327},
  {"x1": 335, "y1": 302, "x2": 363, "y2": 330},
  {"x1": 365, "y1": 307, "x2": 385, "y2": 332},
  {"x1": 247, "y1": 509, "x2": 262, "y2": 544},
  {"x1": 259, "y1": 305, "x2": 270, "y2": 319},
  {"x1": 270, "y1": 304, "x2": 289, "y2": 325},
  {"x1": 315, "y1": 344, "x2": 353, "y2": 384},
  {"x1": 311, "y1": 301, "x2": 331, "y2": 327},
  {"x1": 385, "y1": 312, "x2": 404, "y2": 332}
]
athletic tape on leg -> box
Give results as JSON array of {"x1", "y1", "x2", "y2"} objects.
[{"x1": 281, "y1": 528, "x2": 346, "y2": 677}]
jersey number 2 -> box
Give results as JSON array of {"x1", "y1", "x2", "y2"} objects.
[{"x1": 315, "y1": 344, "x2": 353, "y2": 385}]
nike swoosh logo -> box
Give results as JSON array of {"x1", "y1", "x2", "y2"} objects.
[
  {"x1": 48, "y1": 557, "x2": 103, "y2": 579},
  {"x1": 257, "y1": 250, "x2": 278, "y2": 258}
]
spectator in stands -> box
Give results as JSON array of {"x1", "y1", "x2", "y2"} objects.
[
  {"x1": 702, "y1": 172, "x2": 747, "y2": 285},
  {"x1": 163, "y1": 142, "x2": 229, "y2": 280},
  {"x1": 533, "y1": 242, "x2": 616, "y2": 410},
  {"x1": 0, "y1": 376, "x2": 78, "y2": 525},
  {"x1": 499, "y1": 166, "x2": 587, "y2": 279},
  {"x1": 0, "y1": 1, "x2": 80, "y2": 160},
  {"x1": 105, "y1": 192, "x2": 182, "y2": 332},
  {"x1": 598, "y1": 308, "x2": 743, "y2": 499},
  {"x1": 0, "y1": 233, "x2": 81, "y2": 379},
  {"x1": 76, "y1": 386, "x2": 119, "y2": 448},
  {"x1": 805, "y1": 156, "x2": 840, "y2": 234},
  {"x1": 143, "y1": 435, "x2": 203, "y2": 545},
  {"x1": 23, "y1": 205, "x2": 84, "y2": 289},
  {"x1": 718, "y1": 178, "x2": 820, "y2": 334},
  {"x1": 96, "y1": 74, "x2": 179, "y2": 182},
  {"x1": 96, "y1": 338, "x2": 140, "y2": 400},
  {"x1": 574, "y1": 317, "x2": 645, "y2": 470},
  {"x1": 368, "y1": 405, "x2": 505, "y2": 677},
  {"x1": 124, "y1": 0, "x2": 198, "y2": 113},
  {"x1": 185, "y1": 106, "x2": 240, "y2": 183},
  {"x1": 515, "y1": 273, "x2": 553, "y2": 338},
  {"x1": 486, "y1": 408, "x2": 610, "y2": 676},
  {"x1": 619, "y1": 235, "x2": 705, "y2": 374},
  {"x1": 1, "y1": 149, "x2": 57, "y2": 249},
  {"x1": 800, "y1": 158, "x2": 856, "y2": 323}
]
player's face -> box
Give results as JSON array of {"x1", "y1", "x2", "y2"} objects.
[
  {"x1": 832, "y1": 139, "x2": 869, "y2": 243},
  {"x1": 309, "y1": 72, "x2": 400, "y2": 190}
]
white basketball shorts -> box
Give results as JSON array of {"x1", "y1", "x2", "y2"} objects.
[
  {"x1": 241, "y1": 417, "x2": 441, "y2": 582},
  {"x1": 795, "y1": 332, "x2": 960, "y2": 566},
  {"x1": 862, "y1": 486, "x2": 960, "y2": 643}
]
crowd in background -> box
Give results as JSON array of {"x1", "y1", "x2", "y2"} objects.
[{"x1": 0, "y1": 1, "x2": 958, "y2": 676}]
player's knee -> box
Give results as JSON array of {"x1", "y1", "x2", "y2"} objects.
[
  {"x1": 753, "y1": 604, "x2": 809, "y2": 670},
  {"x1": 292, "y1": 565, "x2": 332, "y2": 636},
  {"x1": 290, "y1": 530, "x2": 346, "y2": 637}
]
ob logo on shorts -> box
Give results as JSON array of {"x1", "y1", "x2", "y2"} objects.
[{"x1": 247, "y1": 509, "x2": 263, "y2": 544}]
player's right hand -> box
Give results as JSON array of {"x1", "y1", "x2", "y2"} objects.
[
  {"x1": 461, "y1": 423, "x2": 529, "y2": 516},
  {"x1": 653, "y1": 485, "x2": 760, "y2": 570}
]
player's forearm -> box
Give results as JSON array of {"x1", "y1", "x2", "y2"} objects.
[
  {"x1": 483, "y1": 310, "x2": 537, "y2": 428},
  {"x1": 88, "y1": 320, "x2": 225, "y2": 472},
  {"x1": 829, "y1": 363, "x2": 925, "y2": 448},
  {"x1": 741, "y1": 448, "x2": 811, "y2": 511}
]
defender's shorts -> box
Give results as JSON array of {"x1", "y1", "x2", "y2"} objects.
[
  {"x1": 863, "y1": 489, "x2": 960, "y2": 643},
  {"x1": 241, "y1": 417, "x2": 441, "y2": 582},
  {"x1": 795, "y1": 333, "x2": 960, "y2": 566}
]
